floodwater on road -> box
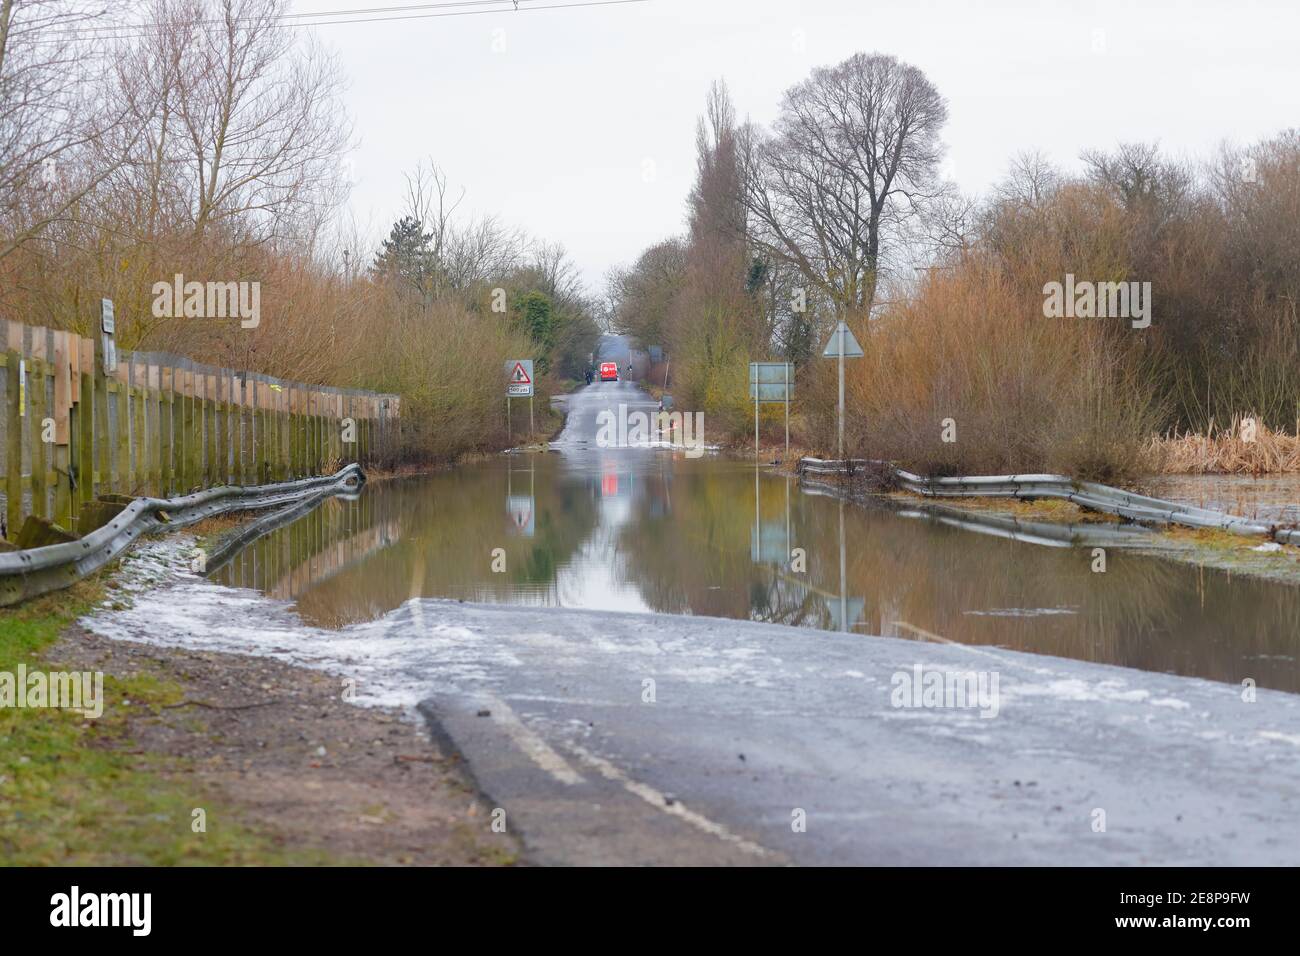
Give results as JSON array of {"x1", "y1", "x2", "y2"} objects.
[{"x1": 208, "y1": 433, "x2": 1300, "y2": 694}]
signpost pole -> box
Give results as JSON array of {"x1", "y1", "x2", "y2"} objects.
[
  {"x1": 838, "y1": 327, "x2": 845, "y2": 462},
  {"x1": 754, "y1": 386, "x2": 759, "y2": 463},
  {"x1": 821, "y1": 322, "x2": 860, "y2": 463},
  {"x1": 506, "y1": 397, "x2": 511, "y2": 443},
  {"x1": 784, "y1": 362, "x2": 790, "y2": 460},
  {"x1": 530, "y1": 395, "x2": 534, "y2": 438}
]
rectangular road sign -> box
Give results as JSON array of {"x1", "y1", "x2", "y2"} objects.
[
  {"x1": 748, "y1": 362, "x2": 793, "y2": 402},
  {"x1": 506, "y1": 359, "x2": 534, "y2": 397},
  {"x1": 748, "y1": 361, "x2": 794, "y2": 459}
]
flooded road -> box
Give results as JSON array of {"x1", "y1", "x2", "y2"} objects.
[
  {"x1": 90, "y1": 377, "x2": 1300, "y2": 865},
  {"x1": 208, "y1": 380, "x2": 1300, "y2": 693}
]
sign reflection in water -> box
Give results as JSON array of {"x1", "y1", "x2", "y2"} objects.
[
  {"x1": 506, "y1": 455, "x2": 535, "y2": 537},
  {"x1": 752, "y1": 470, "x2": 864, "y2": 632}
]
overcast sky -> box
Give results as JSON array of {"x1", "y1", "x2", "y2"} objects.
[{"x1": 295, "y1": 0, "x2": 1300, "y2": 295}]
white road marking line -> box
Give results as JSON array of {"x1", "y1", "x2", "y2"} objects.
[
  {"x1": 566, "y1": 743, "x2": 772, "y2": 858},
  {"x1": 481, "y1": 695, "x2": 585, "y2": 786}
]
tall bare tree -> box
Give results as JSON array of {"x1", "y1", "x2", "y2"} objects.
[
  {"x1": 121, "y1": 0, "x2": 351, "y2": 242},
  {"x1": 740, "y1": 52, "x2": 948, "y2": 338}
]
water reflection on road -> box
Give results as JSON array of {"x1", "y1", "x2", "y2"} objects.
[{"x1": 210, "y1": 448, "x2": 1300, "y2": 692}]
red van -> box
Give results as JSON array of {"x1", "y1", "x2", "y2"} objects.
[{"x1": 599, "y1": 362, "x2": 619, "y2": 382}]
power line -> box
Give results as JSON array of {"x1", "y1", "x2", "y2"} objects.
[
  {"x1": 45, "y1": 0, "x2": 648, "y2": 42},
  {"x1": 66, "y1": 0, "x2": 515, "y2": 35},
  {"x1": 262, "y1": 0, "x2": 649, "y2": 28}
]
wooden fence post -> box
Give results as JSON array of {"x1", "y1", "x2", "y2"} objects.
[
  {"x1": 233, "y1": 373, "x2": 245, "y2": 485},
  {"x1": 149, "y1": 361, "x2": 162, "y2": 493},
  {"x1": 293, "y1": 386, "x2": 304, "y2": 478},
  {"x1": 4, "y1": 322, "x2": 22, "y2": 540},
  {"x1": 160, "y1": 364, "x2": 174, "y2": 496},
  {"x1": 308, "y1": 389, "x2": 318, "y2": 474},
  {"x1": 131, "y1": 356, "x2": 147, "y2": 498},
  {"x1": 253, "y1": 379, "x2": 266, "y2": 483},
  {"x1": 52, "y1": 331, "x2": 74, "y2": 527},
  {"x1": 77, "y1": 338, "x2": 95, "y2": 518},
  {"x1": 114, "y1": 357, "x2": 129, "y2": 495},
  {"x1": 93, "y1": 336, "x2": 109, "y2": 502},
  {"x1": 29, "y1": 327, "x2": 48, "y2": 519},
  {"x1": 186, "y1": 366, "x2": 198, "y2": 492}
]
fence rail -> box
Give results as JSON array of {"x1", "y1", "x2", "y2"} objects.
[
  {"x1": 797, "y1": 457, "x2": 1300, "y2": 547},
  {"x1": 0, "y1": 319, "x2": 400, "y2": 543}
]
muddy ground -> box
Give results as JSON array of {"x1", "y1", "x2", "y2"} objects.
[{"x1": 51, "y1": 625, "x2": 521, "y2": 866}]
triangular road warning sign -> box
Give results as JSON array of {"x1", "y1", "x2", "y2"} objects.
[
  {"x1": 822, "y1": 321, "x2": 864, "y2": 358},
  {"x1": 511, "y1": 362, "x2": 531, "y2": 384}
]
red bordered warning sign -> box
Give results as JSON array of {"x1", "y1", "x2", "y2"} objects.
[{"x1": 505, "y1": 359, "x2": 534, "y2": 397}]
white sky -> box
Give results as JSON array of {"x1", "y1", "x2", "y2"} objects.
[{"x1": 295, "y1": 0, "x2": 1300, "y2": 294}]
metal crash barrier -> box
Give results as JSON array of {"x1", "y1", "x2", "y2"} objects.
[
  {"x1": 0, "y1": 464, "x2": 365, "y2": 606},
  {"x1": 797, "y1": 458, "x2": 1300, "y2": 547}
]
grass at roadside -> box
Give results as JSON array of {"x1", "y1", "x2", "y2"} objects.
[
  {"x1": 881, "y1": 494, "x2": 1124, "y2": 524},
  {"x1": 0, "y1": 580, "x2": 337, "y2": 865}
]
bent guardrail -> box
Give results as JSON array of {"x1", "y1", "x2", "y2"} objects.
[
  {"x1": 0, "y1": 464, "x2": 364, "y2": 606},
  {"x1": 797, "y1": 457, "x2": 1300, "y2": 547}
]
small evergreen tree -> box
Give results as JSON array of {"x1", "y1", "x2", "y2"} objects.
[{"x1": 372, "y1": 216, "x2": 436, "y2": 299}]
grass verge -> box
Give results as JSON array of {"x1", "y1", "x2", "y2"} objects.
[{"x1": 0, "y1": 578, "x2": 336, "y2": 865}]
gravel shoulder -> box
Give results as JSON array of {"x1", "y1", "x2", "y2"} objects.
[{"x1": 49, "y1": 624, "x2": 521, "y2": 866}]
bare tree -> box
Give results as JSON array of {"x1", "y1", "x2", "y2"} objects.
[
  {"x1": 0, "y1": 0, "x2": 140, "y2": 259},
  {"x1": 993, "y1": 150, "x2": 1060, "y2": 210},
  {"x1": 740, "y1": 52, "x2": 948, "y2": 337},
  {"x1": 403, "y1": 160, "x2": 463, "y2": 275},
  {"x1": 447, "y1": 216, "x2": 528, "y2": 290},
  {"x1": 1081, "y1": 141, "x2": 1193, "y2": 220},
  {"x1": 128, "y1": 0, "x2": 352, "y2": 241},
  {"x1": 607, "y1": 238, "x2": 686, "y2": 346},
  {"x1": 529, "y1": 239, "x2": 585, "y2": 310}
]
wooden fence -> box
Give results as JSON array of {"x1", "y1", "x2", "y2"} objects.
[{"x1": 0, "y1": 318, "x2": 401, "y2": 543}]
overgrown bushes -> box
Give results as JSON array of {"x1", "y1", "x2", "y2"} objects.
[
  {"x1": 360, "y1": 293, "x2": 538, "y2": 461},
  {"x1": 804, "y1": 257, "x2": 1165, "y2": 480}
]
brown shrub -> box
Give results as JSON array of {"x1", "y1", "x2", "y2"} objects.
[{"x1": 803, "y1": 256, "x2": 1164, "y2": 480}]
